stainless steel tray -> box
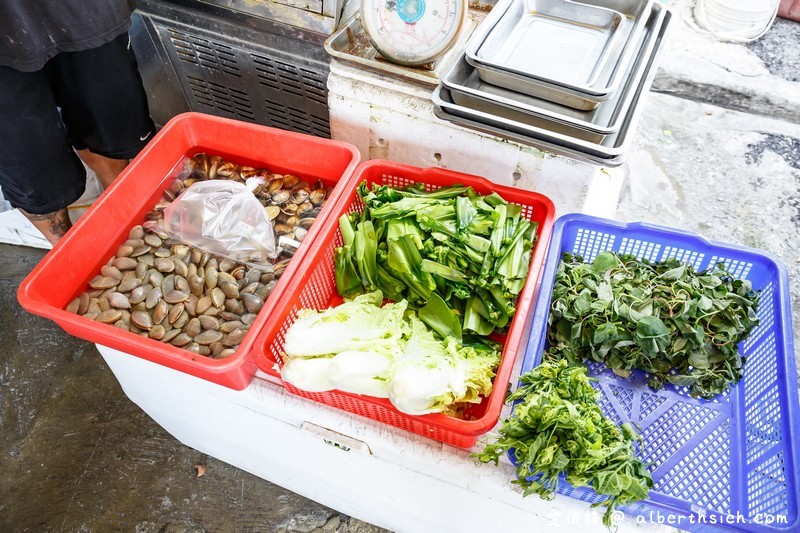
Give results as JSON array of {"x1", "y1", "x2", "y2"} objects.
[
  {"x1": 465, "y1": 0, "x2": 654, "y2": 109},
  {"x1": 442, "y1": 10, "x2": 657, "y2": 143},
  {"x1": 434, "y1": 4, "x2": 670, "y2": 165},
  {"x1": 473, "y1": 0, "x2": 625, "y2": 89},
  {"x1": 324, "y1": 10, "x2": 485, "y2": 87}
]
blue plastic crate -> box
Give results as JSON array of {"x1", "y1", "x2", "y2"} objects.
[{"x1": 518, "y1": 213, "x2": 799, "y2": 532}]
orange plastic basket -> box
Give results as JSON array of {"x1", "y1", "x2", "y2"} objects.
[
  {"x1": 253, "y1": 159, "x2": 556, "y2": 447},
  {"x1": 17, "y1": 113, "x2": 360, "y2": 390}
]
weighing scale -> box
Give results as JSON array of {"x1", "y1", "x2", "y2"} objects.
[{"x1": 360, "y1": 0, "x2": 468, "y2": 66}]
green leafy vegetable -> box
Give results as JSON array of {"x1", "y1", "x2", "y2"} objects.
[
  {"x1": 283, "y1": 291, "x2": 408, "y2": 357},
  {"x1": 334, "y1": 182, "x2": 540, "y2": 338},
  {"x1": 473, "y1": 359, "x2": 653, "y2": 527},
  {"x1": 546, "y1": 251, "x2": 760, "y2": 398},
  {"x1": 281, "y1": 291, "x2": 501, "y2": 416}
]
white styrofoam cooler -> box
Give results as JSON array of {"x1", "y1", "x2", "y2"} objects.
[{"x1": 97, "y1": 344, "x2": 668, "y2": 533}]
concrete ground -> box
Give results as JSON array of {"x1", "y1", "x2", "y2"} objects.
[{"x1": 1, "y1": 4, "x2": 799, "y2": 532}]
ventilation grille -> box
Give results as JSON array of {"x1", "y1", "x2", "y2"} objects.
[
  {"x1": 185, "y1": 75, "x2": 255, "y2": 121},
  {"x1": 161, "y1": 26, "x2": 330, "y2": 137},
  {"x1": 170, "y1": 30, "x2": 240, "y2": 76}
]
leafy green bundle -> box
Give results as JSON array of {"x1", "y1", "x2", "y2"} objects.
[
  {"x1": 547, "y1": 251, "x2": 760, "y2": 398},
  {"x1": 474, "y1": 359, "x2": 652, "y2": 527},
  {"x1": 335, "y1": 182, "x2": 538, "y2": 338}
]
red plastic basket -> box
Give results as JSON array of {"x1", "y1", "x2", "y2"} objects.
[
  {"x1": 253, "y1": 159, "x2": 556, "y2": 447},
  {"x1": 17, "y1": 112, "x2": 360, "y2": 390}
]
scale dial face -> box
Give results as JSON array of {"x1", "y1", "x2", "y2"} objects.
[{"x1": 361, "y1": 0, "x2": 467, "y2": 66}]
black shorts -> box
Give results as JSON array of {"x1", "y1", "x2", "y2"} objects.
[{"x1": 0, "y1": 32, "x2": 155, "y2": 214}]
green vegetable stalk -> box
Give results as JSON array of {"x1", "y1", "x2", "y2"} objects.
[
  {"x1": 474, "y1": 359, "x2": 653, "y2": 528},
  {"x1": 333, "y1": 181, "x2": 540, "y2": 338}
]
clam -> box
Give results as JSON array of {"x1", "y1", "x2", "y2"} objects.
[
  {"x1": 242, "y1": 293, "x2": 264, "y2": 314},
  {"x1": 108, "y1": 292, "x2": 131, "y2": 309},
  {"x1": 131, "y1": 310, "x2": 154, "y2": 330},
  {"x1": 146, "y1": 287, "x2": 163, "y2": 310},
  {"x1": 211, "y1": 287, "x2": 226, "y2": 308},
  {"x1": 130, "y1": 285, "x2": 150, "y2": 305},
  {"x1": 196, "y1": 296, "x2": 213, "y2": 315},
  {"x1": 309, "y1": 187, "x2": 326, "y2": 206},
  {"x1": 169, "y1": 178, "x2": 184, "y2": 196},
  {"x1": 89, "y1": 275, "x2": 119, "y2": 290},
  {"x1": 183, "y1": 318, "x2": 202, "y2": 338},
  {"x1": 170, "y1": 333, "x2": 192, "y2": 347},
  {"x1": 195, "y1": 330, "x2": 223, "y2": 345},
  {"x1": 78, "y1": 292, "x2": 91, "y2": 315},
  {"x1": 282, "y1": 174, "x2": 300, "y2": 188},
  {"x1": 101, "y1": 265, "x2": 124, "y2": 280},
  {"x1": 297, "y1": 201, "x2": 314, "y2": 216},
  {"x1": 198, "y1": 315, "x2": 220, "y2": 331},
  {"x1": 172, "y1": 311, "x2": 190, "y2": 329},
  {"x1": 152, "y1": 300, "x2": 168, "y2": 324},
  {"x1": 274, "y1": 259, "x2": 291, "y2": 278},
  {"x1": 267, "y1": 177, "x2": 284, "y2": 193},
  {"x1": 205, "y1": 267, "x2": 219, "y2": 290},
  {"x1": 129, "y1": 225, "x2": 145, "y2": 240},
  {"x1": 231, "y1": 265, "x2": 246, "y2": 280},
  {"x1": 162, "y1": 329, "x2": 181, "y2": 343},
  {"x1": 223, "y1": 328, "x2": 247, "y2": 347},
  {"x1": 164, "y1": 290, "x2": 189, "y2": 304},
  {"x1": 116, "y1": 244, "x2": 134, "y2": 258},
  {"x1": 188, "y1": 274, "x2": 205, "y2": 297},
  {"x1": 185, "y1": 292, "x2": 199, "y2": 314},
  {"x1": 144, "y1": 234, "x2": 163, "y2": 248},
  {"x1": 174, "y1": 275, "x2": 190, "y2": 294},
  {"x1": 155, "y1": 257, "x2": 175, "y2": 273},
  {"x1": 220, "y1": 280, "x2": 240, "y2": 299},
  {"x1": 216, "y1": 161, "x2": 239, "y2": 178},
  {"x1": 273, "y1": 224, "x2": 293, "y2": 236},
  {"x1": 240, "y1": 166, "x2": 257, "y2": 179},
  {"x1": 168, "y1": 302, "x2": 185, "y2": 324},
  {"x1": 189, "y1": 153, "x2": 210, "y2": 174},
  {"x1": 135, "y1": 261, "x2": 149, "y2": 280},
  {"x1": 97, "y1": 309, "x2": 122, "y2": 324},
  {"x1": 118, "y1": 277, "x2": 143, "y2": 293},
  {"x1": 66, "y1": 298, "x2": 81, "y2": 314},
  {"x1": 217, "y1": 349, "x2": 236, "y2": 359},
  {"x1": 290, "y1": 188, "x2": 309, "y2": 204},
  {"x1": 113, "y1": 257, "x2": 138, "y2": 271},
  {"x1": 220, "y1": 320, "x2": 246, "y2": 333},
  {"x1": 271, "y1": 190, "x2": 290, "y2": 205},
  {"x1": 207, "y1": 155, "x2": 223, "y2": 179},
  {"x1": 265, "y1": 205, "x2": 280, "y2": 220},
  {"x1": 149, "y1": 324, "x2": 166, "y2": 340}
]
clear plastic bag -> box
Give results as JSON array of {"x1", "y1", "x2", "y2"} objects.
[{"x1": 162, "y1": 178, "x2": 276, "y2": 262}]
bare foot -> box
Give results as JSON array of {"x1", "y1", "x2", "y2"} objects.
[{"x1": 20, "y1": 208, "x2": 72, "y2": 246}]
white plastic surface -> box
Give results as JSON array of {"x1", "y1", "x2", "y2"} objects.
[{"x1": 97, "y1": 344, "x2": 669, "y2": 533}]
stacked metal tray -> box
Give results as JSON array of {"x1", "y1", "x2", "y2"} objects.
[{"x1": 433, "y1": 0, "x2": 670, "y2": 166}]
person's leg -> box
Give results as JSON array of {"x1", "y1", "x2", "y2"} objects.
[
  {"x1": 53, "y1": 33, "x2": 155, "y2": 190},
  {"x1": 0, "y1": 64, "x2": 87, "y2": 246},
  {"x1": 75, "y1": 148, "x2": 128, "y2": 189},
  {"x1": 18, "y1": 209, "x2": 72, "y2": 246}
]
